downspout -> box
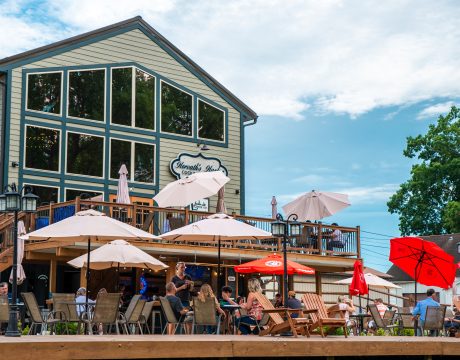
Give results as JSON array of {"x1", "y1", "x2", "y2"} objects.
[{"x1": 0, "y1": 73, "x2": 6, "y2": 191}]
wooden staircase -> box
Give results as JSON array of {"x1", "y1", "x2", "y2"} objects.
[{"x1": 0, "y1": 212, "x2": 29, "y2": 272}]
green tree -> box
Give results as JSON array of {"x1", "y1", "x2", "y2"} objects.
[{"x1": 387, "y1": 106, "x2": 460, "y2": 235}]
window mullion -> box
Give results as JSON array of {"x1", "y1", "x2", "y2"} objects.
[
  {"x1": 131, "y1": 141, "x2": 135, "y2": 182},
  {"x1": 132, "y1": 67, "x2": 136, "y2": 127}
]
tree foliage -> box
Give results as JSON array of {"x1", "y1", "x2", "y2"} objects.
[{"x1": 387, "y1": 106, "x2": 460, "y2": 235}]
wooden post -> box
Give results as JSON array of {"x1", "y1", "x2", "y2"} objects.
[
  {"x1": 356, "y1": 225, "x2": 361, "y2": 258},
  {"x1": 80, "y1": 266, "x2": 86, "y2": 288},
  {"x1": 29, "y1": 213, "x2": 36, "y2": 232},
  {"x1": 132, "y1": 204, "x2": 137, "y2": 226},
  {"x1": 49, "y1": 258, "x2": 57, "y2": 293},
  {"x1": 165, "y1": 261, "x2": 176, "y2": 283},
  {"x1": 75, "y1": 196, "x2": 81, "y2": 212},
  {"x1": 318, "y1": 222, "x2": 323, "y2": 254},
  {"x1": 315, "y1": 271, "x2": 322, "y2": 295},
  {"x1": 184, "y1": 207, "x2": 189, "y2": 225},
  {"x1": 49, "y1": 202, "x2": 54, "y2": 224}
]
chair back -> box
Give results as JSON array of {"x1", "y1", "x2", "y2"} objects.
[
  {"x1": 52, "y1": 293, "x2": 75, "y2": 320},
  {"x1": 92, "y1": 293, "x2": 121, "y2": 324},
  {"x1": 302, "y1": 293, "x2": 328, "y2": 323},
  {"x1": 21, "y1": 292, "x2": 43, "y2": 323},
  {"x1": 327, "y1": 304, "x2": 346, "y2": 319},
  {"x1": 399, "y1": 313, "x2": 415, "y2": 329},
  {"x1": 383, "y1": 309, "x2": 396, "y2": 326},
  {"x1": 192, "y1": 296, "x2": 218, "y2": 326},
  {"x1": 140, "y1": 301, "x2": 154, "y2": 323},
  {"x1": 253, "y1": 292, "x2": 284, "y2": 325},
  {"x1": 160, "y1": 296, "x2": 179, "y2": 324},
  {"x1": 368, "y1": 304, "x2": 385, "y2": 328},
  {"x1": 124, "y1": 295, "x2": 141, "y2": 320},
  {"x1": 0, "y1": 295, "x2": 9, "y2": 322},
  {"x1": 128, "y1": 299, "x2": 145, "y2": 322},
  {"x1": 423, "y1": 306, "x2": 446, "y2": 331}
]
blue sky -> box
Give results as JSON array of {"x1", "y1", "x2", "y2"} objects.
[{"x1": 1, "y1": 0, "x2": 459, "y2": 272}]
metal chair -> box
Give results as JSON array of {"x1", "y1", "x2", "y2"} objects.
[
  {"x1": 21, "y1": 292, "x2": 64, "y2": 335},
  {"x1": 383, "y1": 309, "x2": 396, "y2": 326},
  {"x1": 159, "y1": 296, "x2": 186, "y2": 334},
  {"x1": 139, "y1": 300, "x2": 154, "y2": 334},
  {"x1": 118, "y1": 297, "x2": 145, "y2": 334},
  {"x1": 191, "y1": 296, "x2": 222, "y2": 334},
  {"x1": 368, "y1": 304, "x2": 399, "y2": 335},
  {"x1": 52, "y1": 293, "x2": 82, "y2": 334},
  {"x1": 80, "y1": 293, "x2": 121, "y2": 335},
  {"x1": 421, "y1": 306, "x2": 446, "y2": 337}
]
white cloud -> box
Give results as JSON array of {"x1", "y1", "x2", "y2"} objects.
[
  {"x1": 417, "y1": 101, "x2": 456, "y2": 120},
  {"x1": 336, "y1": 184, "x2": 399, "y2": 204},
  {"x1": 2, "y1": 1, "x2": 460, "y2": 119}
]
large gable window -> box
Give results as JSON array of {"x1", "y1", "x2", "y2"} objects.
[
  {"x1": 25, "y1": 125, "x2": 60, "y2": 172},
  {"x1": 110, "y1": 138, "x2": 155, "y2": 183},
  {"x1": 161, "y1": 82, "x2": 192, "y2": 136},
  {"x1": 198, "y1": 100, "x2": 225, "y2": 142},
  {"x1": 111, "y1": 67, "x2": 155, "y2": 130},
  {"x1": 65, "y1": 189, "x2": 103, "y2": 201},
  {"x1": 26, "y1": 72, "x2": 62, "y2": 114},
  {"x1": 66, "y1": 132, "x2": 104, "y2": 177},
  {"x1": 23, "y1": 184, "x2": 59, "y2": 205},
  {"x1": 68, "y1": 69, "x2": 105, "y2": 121}
]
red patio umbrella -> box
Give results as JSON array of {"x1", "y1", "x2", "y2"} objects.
[
  {"x1": 234, "y1": 253, "x2": 315, "y2": 275},
  {"x1": 389, "y1": 236, "x2": 457, "y2": 301},
  {"x1": 349, "y1": 260, "x2": 368, "y2": 312}
]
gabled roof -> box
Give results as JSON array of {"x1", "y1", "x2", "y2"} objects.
[
  {"x1": 0, "y1": 16, "x2": 257, "y2": 121},
  {"x1": 387, "y1": 233, "x2": 460, "y2": 281}
]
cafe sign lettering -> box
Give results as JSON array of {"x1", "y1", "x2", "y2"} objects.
[{"x1": 170, "y1": 153, "x2": 228, "y2": 179}]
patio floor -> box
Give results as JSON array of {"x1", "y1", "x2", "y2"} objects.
[{"x1": 0, "y1": 335, "x2": 459, "y2": 359}]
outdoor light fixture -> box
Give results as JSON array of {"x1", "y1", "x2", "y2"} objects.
[
  {"x1": 0, "y1": 183, "x2": 39, "y2": 337},
  {"x1": 457, "y1": 242, "x2": 460, "y2": 254},
  {"x1": 271, "y1": 212, "x2": 300, "y2": 307},
  {"x1": 196, "y1": 141, "x2": 210, "y2": 151}
]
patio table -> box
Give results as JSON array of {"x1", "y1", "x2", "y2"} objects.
[
  {"x1": 349, "y1": 313, "x2": 371, "y2": 335},
  {"x1": 221, "y1": 304, "x2": 240, "y2": 335}
]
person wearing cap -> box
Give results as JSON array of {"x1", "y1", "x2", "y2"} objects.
[
  {"x1": 287, "y1": 290, "x2": 302, "y2": 318},
  {"x1": 75, "y1": 287, "x2": 95, "y2": 316}
]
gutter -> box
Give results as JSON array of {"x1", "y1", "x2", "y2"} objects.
[
  {"x1": 243, "y1": 114, "x2": 258, "y2": 128},
  {"x1": 0, "y1": 73, "x2": 6, "y2": 191}
]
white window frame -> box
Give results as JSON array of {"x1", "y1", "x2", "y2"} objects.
[
  {"x1": 25, "y1": 70, "x2": 64, "y2": 116},
  {"x1": 109, "y1": 137, "x2": 156, "y2": 185},
  {"x1": 159, "y1": 80, "x2": 194, "y2": 138},
  {"x1": 23, "y1": 183, "x2": 60, "y2": 204},
  {"x1": 65, "y1": 130, "x2": 105, "y2": 179},
  {"x1": 197, "y1": 98, "x2": 226, "y2": 143},
  {"x1": 110, "y1": 66, "x2": 156, "y2": 131},
  {"x1": 64, "y1": 187, "x2": 104, "y2": 201},
  {"x1": 23, "y1": 124, "x2": 61, "y2": 174},
  {"x1": 67, "y1": 68, "x2": 106, "y2": 123}
]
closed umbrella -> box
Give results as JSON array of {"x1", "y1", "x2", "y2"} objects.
[
  {"x1": 216, "y1": 186, "x2": 226, "y2": 213},
  {"x1": 161, "y1": 213, "x2": 273, "y2": 291},
  {"x1": 24, "y1": 209, "x2": 160, "y2": 302},
  {"x1": 389, "y1": 236, "x2": 457, "y2": 302},
  {"x1": 282, "y1": 190, "x2": 350, "y2": 221},
  {"x1": 116, "y1": 164, "x2": 131, "y2": 204},
  {"x1": 234, "y1": 253, "x2": 314, "y2": 275},
  {"x1": 9, "y1": 220, "x2": 26, "y2": 285},
  {"x1": 153, "y1": 171, "x2": 230, "y2": 208},
  {"x1": 271, "y1": 196, "x2": 278, "y2": 219}
]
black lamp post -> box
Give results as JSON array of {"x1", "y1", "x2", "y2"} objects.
[
  {"x1": 271, "y1": 213, "x2": 301, "y2": 307},
  {"x1": 0, "y1": 183, "x2": 38, "y2": 337}
]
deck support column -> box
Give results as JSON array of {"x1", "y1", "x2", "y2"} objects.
[
  {"x1": 49, "y1": 258, "x2": 57, "y2": 293},
  {"x1": 80, "y1": 266, "x2": 86, "y2": 288},
  {"x1": 315, "y1": 271, "x2": 322, "y2": 295}
]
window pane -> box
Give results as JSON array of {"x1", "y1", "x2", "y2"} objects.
[
  {"x1": 134, "y1": 143, "x2": 154, "y2": 183},
  {"x1": 66, "y1": 189, "x2": 103, "y2": 201},
  {"x1": 135, "y1": 69, "x2": 155, "y2": 130},
  {"x1": 25, "y1": 126, "x2": 60, "y2": 171},
  {"x1": 67, "y1": 133, "x2": 104, "y2": 177},
  {"x1": 198, "y1": 101, "x2": 224, "y2": 141},
  {"x1": 68, "y1": 70, "x2": 105, "y2": 121},
  {"x1": 26, "y1": 185, "x2": 59, "y2": 205},
  {"x1": 27, "y1": 73, "x2": 61, "y2": 114},
  {"x1": 110, "y1": 139, "x2": 131, "y2": 179},
  {"x1": 112, "y1": 68, "x2": 132, "y2": 126},
  {"x1": 161, "y1": 82, "x2": 192, "y2": 136}
]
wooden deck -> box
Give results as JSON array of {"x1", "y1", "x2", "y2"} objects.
[{"x1": 0, "y1": 335, "x2": 459, "y2": 359}]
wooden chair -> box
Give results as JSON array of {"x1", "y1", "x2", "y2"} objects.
[
  {"x1": 301, "y1": 293, "x2": 348, "y2": 338},
  {"x1": 21, "y1": 292, "x2": 64, "y2": 335},
  {"x1": 253, "y1": 292, "x2": 313, "y2": 338},
  {"x1": 80, "y1": 293, "x2": 121, "y2": 335},
  {"x1": 368, "y1": 304, "x2": 399, "y2": 335},
  {"x1": 191, "y1": 296, "x2": 222, "y2": 334}
]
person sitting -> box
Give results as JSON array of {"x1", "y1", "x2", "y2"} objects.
[
  {"x1": 237, "y1": 278, "x2": 264, "y2": 335},
  {"x1": 197, "y1": 284, "x2": 225, "y2": 334},
  {"x1": 274, "y1": 293, "x2": 283, "y2": 308},
  {"x1": 75, "y1": 287, "x2": 95, "y2": 316},
  {"x1": 165, "y1": 282, "x2": 192, "y2": 334},
  {"x1": 327, "y1": 223, "x2": 345, "y2": 251},
  {"x1": 367, "y1": 298, "x2": 388, "y2": 334},
  {"x1": 0, "y1": 282, "x2": 8, "y2": 297},
  {"x1": 412, "y1": 288, "x2": 440, "y2": 336},
  {"x1": 337, "y1": 295, "x2": 358, "y2": 335},
  {"x1": 221, "y1": 286, "x2": 236, "y2": 305},
  {"x1": 287, "y1": 290, "x2": 302, "y2": 318},
  {"x1": 444, "y1": 306, "x2": 460, "y2": 336}
]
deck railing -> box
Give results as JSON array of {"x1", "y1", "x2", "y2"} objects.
[{"x1": 30, "y1": 198, "x2": 361, "y2": 258}]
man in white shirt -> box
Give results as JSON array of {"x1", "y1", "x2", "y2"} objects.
[{"x1": 337, "y1": 295, "x2": 358, "y2": 335}]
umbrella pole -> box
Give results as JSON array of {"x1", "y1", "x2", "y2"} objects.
[
  {"x1": 117, "y1": 263, "x2": 120, "y2": 292},
  {"x1": 359, "y1": 295, "x2": 362, "y2": 313},
  {"x1": 217, "y1": 237, "x2": 221, "y2": 294},
  {"x1": 85, "y1": 237, "x2": 91, "y2": 310}
]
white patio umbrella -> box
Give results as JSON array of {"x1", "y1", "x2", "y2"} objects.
[
  {"x1": 153, "y1": 171, "x2": 230, "y2": 208},
  {"x1": 68, "y1": 239, "x2": 168, "y2": 271},
  {"x1": 161, "y1": 213, "x2": 273, "y2": 290},
  {"x1": 117, "y1": 164, "x2": 131, "y2": 204},
  {"x1": 334, "y1": 273, "x2": 401, "y2": 289},
  {"x1": 9, "y1": 220, "x2": 27, "y2": 285},
  {"x1": 23, "y1": 209, "x2": 161, "y2": 302},
  {"x1": 282, "y1": 190, "x2": 350, "y2": 221}
]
